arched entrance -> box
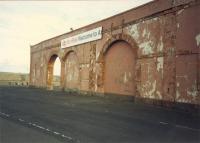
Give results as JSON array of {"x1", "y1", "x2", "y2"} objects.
[
  {"x1": 47, "y1": 54, "x2": 61, "y2": 90},
  {"x1": 64, "y1": 51, "x2": 80, "y2": 90},
  {"x1": 104, "y1": 40, "x2": 137, "y2": 96}
]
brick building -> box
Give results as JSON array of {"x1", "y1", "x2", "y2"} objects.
[{"x1": 30, "y1": 0, "x2": 200, "y2": 106}]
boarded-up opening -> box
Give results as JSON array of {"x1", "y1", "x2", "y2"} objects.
[
  {"x1": 64, "y1": 51, "x2": 79, "y2": 90},
  {"x1": 47, "y1": 54, "x2": 61, "y2": 90},
  {"x1": 104, "y1": 41, "x2": 136, "y2": 96}
]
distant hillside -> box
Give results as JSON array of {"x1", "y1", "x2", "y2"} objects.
[
  {"x1": 0, "y1": 72, "x2": 60, "y2": 86},
  {"x1": 0, "y1": 72, "x2": 29, "y2": 81}
]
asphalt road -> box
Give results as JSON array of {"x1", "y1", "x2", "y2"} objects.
[
  {"x1": 0, "y1": 86, "x2": 199, "y2": 143},
  {"x1": 0, "y1": 117, "x2": 63, "y2": 143}
]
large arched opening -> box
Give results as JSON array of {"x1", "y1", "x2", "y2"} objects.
[
  {"x1": 104, "y1": 40, "x2": 137, "y2": 96},
  {"x1": 47, "y1": 54, "x2": 61, "y2": 90},
  {"x1": 63, "y1": 51, "x2": 80, "y2": 90}
]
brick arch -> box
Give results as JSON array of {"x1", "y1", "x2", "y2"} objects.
[
  {"x1": 62, "y1": 50, "x2": 80, "y2": 90},
  {"x1": 46, "y1": 50, "x2": 62, "y2": 63},
  {"x1": 62, "y1": 50, "x2": 79, "y2": 63},
  {"x1": 100, "y1": 33, "x2": 138, "y2": 95},
  {"x1": 46, "y1": 53, "x2": 62, "y2": 90},
  {"x1": 99, "y1": 33, "x2": 138, "y2": 62}
]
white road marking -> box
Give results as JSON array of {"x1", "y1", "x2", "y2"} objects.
[
  {"x1": 175, "y1": 124, "x2": 200, "y2": 131},
  {"x1": 159, "y1": 121, "x2": 168, "y2": 125},
  {"x1": 0, "y1": 112, "x2": 10, "y2": 117},
  {"x1": 18, "y1": 118, "x2": 25, "y2": 122},
  {"x1": 26, "y1": 122, "x2": 73, "y2": 140},
  {"x1": 45, "y1": 128, "x2": 50, "y2": 131},
  {"x1": 1, "y1": 110, "x2": 199, "y2": 136},
  {"x1": 62, "y1": 134, "x2": 73, "y2": 140},
  {"x1": 35, "y1": 125, "x2": 45, "y2": 130},
  {"x1": 53, "y1": 131, "x2": 60, "y2": 135},
  {"x1": 0, "y1": 112, "x2": 74, "y2": 141},
  {"x1": 159, "y1": 121, "x2": 199, "y2": 131}
]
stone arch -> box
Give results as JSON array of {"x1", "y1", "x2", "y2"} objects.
[
  {"x1": 100, "y1": 34, "x2": 138, "y2": 61},
  {"x1": 46, "y1": 51, "x2": 62, "y2": 64},
  {"x1": 100, "y1": 33, "x2": 138, "y2": 96},
  {"x1": 46, "y1": 53, "x2": 62, "y2": 90},
  {"x1": 62, "y1": 50, "x2": 79, "y2": 62},
  {"x1": 63, "y1": 50, "x2": 80, "y2": 90}
]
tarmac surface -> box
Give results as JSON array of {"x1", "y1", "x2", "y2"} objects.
[
  {"x1": 0, "y1": 86, "x2": 199, "y2": 143},
  {"x1": 0, "y1": 117, "x2": 62, "y2": 143}
]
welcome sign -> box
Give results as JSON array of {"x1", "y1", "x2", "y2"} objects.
[{"x1": 61, "y1": 27, "x2": 102, "y2": 48}]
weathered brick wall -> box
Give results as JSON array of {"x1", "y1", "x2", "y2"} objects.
[{"x1": 30, "y1": 0, "x2": 200, "y2": 105}]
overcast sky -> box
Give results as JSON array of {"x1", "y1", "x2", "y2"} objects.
[{"x1": 0, "y1": 0, "x2": 151, "y2": 75}]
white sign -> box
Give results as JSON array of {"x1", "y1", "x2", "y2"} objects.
[{"x1": 61, "y1": 27, "x2": 102, "y2": 48}]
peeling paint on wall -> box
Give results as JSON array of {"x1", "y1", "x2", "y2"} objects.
[
  {"x1": 142, "y1": 29, "x2": 151, "y2": 39},
  {"x1": 157, "y1": 36, "x2": 164, "y2": 52},
  {"x1": 141, "y1": 80, "x2": 156, "y2": 99},
  {"x1": 187, "y1": 81, "x2": 198, "y2": 97},
  {"x1": 139, "y1": 41, "x2": 154, "y2": 55},
  {"x1": 187, "y1": 90, "x2": 198, "y2": 97},
  {"x1": 129, "y1": 24, "x2": 139, "y2": 40},
  {"x1": 122, "y1": 72, "x2": 133, "y2": 84},
  {"x1": 80, "y1": 64, "x2": 90, "y2": 68},
  {"x1": 156, "y1": 91, "x2": 162, "y2": 99},
  {"x1": 177, "y1": 9, "x2": 184, "y2": 15},
  {"x1": 195, "y1": 34, "x2": 200, "y2": 46},
  {"x1": 157, "y1": 57, "x2": 164, "y2": 78},
  {"x1": 176, "y1": 89, "x2": 181, "y2": 99},
  {"x1": 177, "y1": 23, "x2": 180, "y2": 28},
  {"x1": 123, "y1": 72, "x2": 128, "y2": 84},
  {"x1": 149, "y1": 80, "x2": 156, "y2": 98}
]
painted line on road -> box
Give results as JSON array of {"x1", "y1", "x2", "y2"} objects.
[
  {"x1": 53, "y1": 131, "x2": 60, "y2": 135},
  {"x1": 18, "y1": 118, "x2": 25, "y2": 122},
  {"x1": 45, "y1": 128, "x2": 50, "y2": 131},
  {"x1": 159, "y1": 121, "x2": 169, "y2": 125},
  {"x1": 158, "y1": 120, "x2": 200, "y2": 132},
  {"x1": 62, "y1": 134, "x2": 73, "y2": 140},
  {"x1": 175, "y1": 124, "x2": 200, "y2": 131},
  {"x1": 35, "y1": 124, "x2": 46, "y2": 130},
  {"x1": 0, "y1": 112, "x2": 10, "y2": 117},
  {"x1": 27, "y1": 122, "x2": 74, "y2": 141},
  {"x1": 0, "y1": 111, "x2": 74, "y2": 142}
]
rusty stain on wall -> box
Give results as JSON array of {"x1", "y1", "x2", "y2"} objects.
[{"x1": 30, "y1": 0, "x2": 200, "y2": 106}]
